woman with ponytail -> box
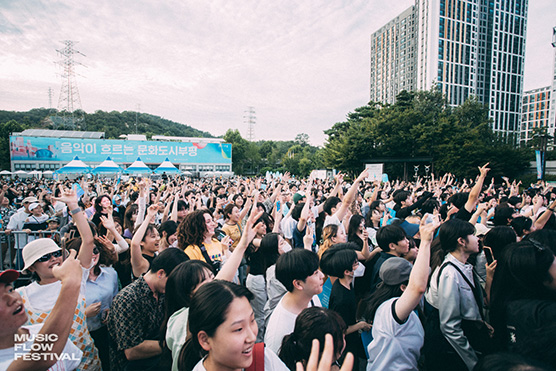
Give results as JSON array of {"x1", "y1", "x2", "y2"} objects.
[{"x1": 177, "y1": 280, "x2": 288, "y2": 371}]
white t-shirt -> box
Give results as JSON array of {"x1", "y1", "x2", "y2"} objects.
[
  {"x1": 0, "y1": 324, "x2": 82, "y2": 371},
  {"x1": 367, "y1": 297, "x2": 424, "y2": 371},
  {"x1": 191, "y1": 347, "x2": 288, "y2": 371},
  {"x1": 17, "y1": 267, "x2": 89, "y2": 312},
  {"x1": 264, "y1": 295, "x2": 321, "y2": 354},
  {"x1": 323, "y1": 214, "x2": 345, "y2": 234}
]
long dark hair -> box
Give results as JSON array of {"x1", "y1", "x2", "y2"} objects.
[
  {"x1": 279, "y1": 307, "x2": 347, "y2": 370},
  {"x1": 123, "y1": 203, "x2": 138, "y2": 232},
  {"x1": 178, "y1": 280, "x2": 254, "y2": 371},
  {"x1": 490, "y1": 240, "x2": 556, "y2": 348},
  {"x1": 94, "y1": 195, "x2": 111, "y2": 215},
  {"x1": 357, "y1": 282, "x2": 405, "y2": 322},
  {"x1": 159, "y1": 260, "x2": 214, "y2": 368},
  {"x1": 258, "y1": 233, "x2": 281, "y2": 276},
  {"x1": 347, "y1": 214, "x2": 365, "y2": 246}
]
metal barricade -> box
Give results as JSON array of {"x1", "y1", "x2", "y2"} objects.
[{"x1": 0, "y1": 230, "x2": 62, "y2": 271}]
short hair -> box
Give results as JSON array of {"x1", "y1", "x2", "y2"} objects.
[
  {"x1": 438, "y1": 218, "x2": 476, "y2": 254},
  {"x1": 376, "y1": 225, "x2": 406, "y2": 252},
  {"x1": 319, "y1": 244, "x2": 358, "y2": 278},
  {"x1": 323, "y1": 197, "x2": 341, "y2": 216},
  {"x1": 149, "y1": 248, "x2": 189, "y2": 276},
  {"x1": 493, "y1": 206, "x2": 515, "y2": 226},
  {"x1": 159, "y1": 220, "x2": 178, "y2": 241},
  {"x1": 448, "y1": 192, "x2": 469, "y2": 209},
  {"x1": 393, "y1": 191, "x2": 410, "y2": 205},
  {"x1": 291, "y1": 202, "x2": 305, "y2": 222},
  {"x1": 276, "y1": 249, "x2": 320, "y2": 292}
]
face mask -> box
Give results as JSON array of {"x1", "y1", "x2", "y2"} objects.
[
  {"x1": 282, "y1": 241, "x2": 292, "y2": 253},
  {"x1": 354, "y1": 262, "x2": 366, "y2": 277}
]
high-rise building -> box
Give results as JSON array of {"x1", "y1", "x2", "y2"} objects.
[
  {"x1": 370, "y1": 6, "x2": 417, "y2": 104},
  {"x1": 521, "y1": 86, "x2": 551, "y2": 144},
  {"x1": 548, "y1": 27, "x2": 556, "y2": 138},
  {"x1": 370, "y1": 0, "x2": 528, "y2": 141},
  {"x1": 519, "y1": 26, "x2": 556, "y2": 145}
]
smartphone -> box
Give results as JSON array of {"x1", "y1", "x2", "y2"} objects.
[
  {"x1": 276, "y1": 200, "x2": 281, "y2": 213},
  {"x1": 215, "y1": 230, "x2": 226, "y2": 242},
  {"x1": 484, "y1": 246, "x2": 494, "y2": 265}
]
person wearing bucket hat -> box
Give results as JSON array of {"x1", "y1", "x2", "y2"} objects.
[
  {"x1": 359, "y1": 215, "x2": 440, "y2": 370},
  {"x1": 0, "y1": 252, "x2": 83, "y2": 370},
  {"x1": 16, "y1": 185, "x2": 101, "y2": 370}
]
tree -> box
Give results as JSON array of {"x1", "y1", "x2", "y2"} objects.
[
  {"x1": 223, "y1": 129, "x2": 249, "y2": 174},
  {"x1": 0, "y1": 120, "x2": 25, "y2": 170},
  {"x1": 322, "y1": 90, "x2": 530, "y2": 179},
  {"x1": 294, "y1": 133, "x2": 310, "y2": 146}
]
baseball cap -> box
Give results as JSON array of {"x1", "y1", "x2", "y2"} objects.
[
  {"x1": 22, "y1": 197, "x2": 39, "y2": 204},
  {"x1": 22, "y1": 238, "x2": 62, "y2": 272},
  {"x1": 379, "y1": 257, "x2": 413, "y2": 286},
  {"x1": 47, "y1": 216, "x2": 61, "y2": 224},
  {"x1": 28, "y1": 203, "x2": 41, "y2": 211},
  {"x1": 292, "y1": 192, "x2": 306, "y2": 205},
  {"x1": 0, "y1": 269, "x2": 19, "y2": 284},
  {"x1": 399, "y1": 220, "x2": 420, "y2": 238}
]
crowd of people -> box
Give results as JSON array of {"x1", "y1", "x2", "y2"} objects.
[{"x1": 1, "y1": 165, "x2": 556, "y2": 371}]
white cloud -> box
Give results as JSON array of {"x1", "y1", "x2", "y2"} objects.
[{"x1": 0, "y1": 0, "x2": 554, "y2": 146}]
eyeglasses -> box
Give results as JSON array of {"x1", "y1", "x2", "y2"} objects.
[
  {"x1": 37, "y1": 250, "x2": 63, "y2": 263},
  {"x1": 92, "y1": 247, "x2": 100, "y2": 255}
]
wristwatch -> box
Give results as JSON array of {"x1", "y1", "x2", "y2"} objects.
[{"x1": 70, "y1": 207, "x2": 82, "y2": 215}]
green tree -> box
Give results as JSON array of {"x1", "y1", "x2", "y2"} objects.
[
  {"x1": 223, "y1": 129, "x2": 249, "y2": 174},
  {"x1": 0, "y1": 120, "x2": 25, "y2": 170},
  {"x1": 322, "y1": 90, "x2": 529, "y2": 179}
]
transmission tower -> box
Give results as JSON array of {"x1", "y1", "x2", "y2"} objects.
[
  {"x1": 55, "y1": 40, "x2": 85, "y2": 128},
  {"x1": 244, "y1": 107, "x2": 256, "y2": 141},
  {"x1": 48, "y1": 87, "x2": 53, "y2": 109}
]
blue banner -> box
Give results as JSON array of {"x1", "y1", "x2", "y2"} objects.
[
  {"x1": 536, "y1": 150, "x2": 543, "y2": 179},
  {"x1": 10, "y1": 136, "x2": 232, "y2": 165}
]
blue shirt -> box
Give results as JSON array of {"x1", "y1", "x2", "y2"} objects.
[{"x1": 86, "y1": 266, "x2": 119, "y2": 331}]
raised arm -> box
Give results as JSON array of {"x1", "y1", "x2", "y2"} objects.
[
  {"x1": 333, "y1": 169, "x2": 368, "y2": 221},
  {"x1": 534, "y1": 198, "x2": 556, "y2": 230},
  {"x1": 100, "y1": 210, "x2": 129, "y2": 254},
  {"x1": 394, "y1": 214, "x2": 439, "y2": 322},
  {"x1": 463, "y1": 163, "x2": 490, "y2": 214},
  {"x1": 55, "y1": 185, "x2": 94, "y2": 268},
  {"x1": 216, "y1": 209, "x2": 264, "y2": 281},
  {"x1": 130, "y1": 204, "x2": 158, "y2": 278}
]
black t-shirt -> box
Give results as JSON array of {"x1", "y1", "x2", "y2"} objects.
[
  {"x1": 246, "y1": 243, "x2": 265, "y2": 276},
  {"x1": 452, "y1": 206, "x2": 473, "y2": 222},
  {"x1": 329, "y1": 280, "x2": 365, "y2": 358}
]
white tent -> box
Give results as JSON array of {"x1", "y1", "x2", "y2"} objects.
[
  {"x1": 125, "y1": 157, "x2": 152, "y2": 174},
  {"x1": 92, "y1": 157, "x2": 123, "y2": 174},
  {"x1": 0, "y1": 170, "x2": 12, "y2": 175},
  {"x1": 55, "y1": 156, "x2": 92, "y2": 174},
  {"x1": 154, "y1": 158, "x2": 180, "y2": 174}
]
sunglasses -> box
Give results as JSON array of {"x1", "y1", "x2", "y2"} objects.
[
  {"x1": 93, "y1": 247, "x2": 100, "y2": 255},
  {"x1": 37, "y1": 250, "x2": 63, "y2": 263}
]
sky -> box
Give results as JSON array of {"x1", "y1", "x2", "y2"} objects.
[{"x1": 1, "y1": 1, "x2": 555, "y2": 146}]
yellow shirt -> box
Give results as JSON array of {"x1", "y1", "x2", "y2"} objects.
[
  {"x1": 221, "y1": 222, "x2": 242, "y2": 249},
  {"x1": 184, "y1": 239, "x2": 224, "y2": 263}
]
